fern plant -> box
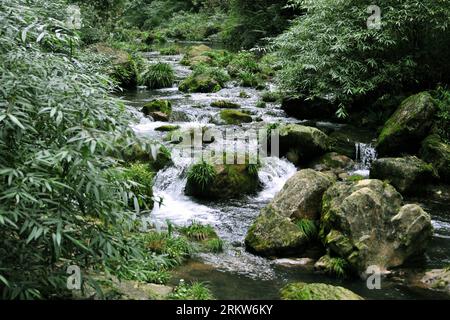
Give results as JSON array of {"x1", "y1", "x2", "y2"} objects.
[
  {"x1": 187, "y1": 161, "x2": 217, "y2": 191},
  {"x1": 140, "y1": 62, "x2": 175, "y2": 89}
]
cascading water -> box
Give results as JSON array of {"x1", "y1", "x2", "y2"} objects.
[
  {"x1": 126, "y1": 47, "x2": 450, "y2": 300},
  {"x1": 352, "y1": 142, "x2": 378, "y2": 176}
]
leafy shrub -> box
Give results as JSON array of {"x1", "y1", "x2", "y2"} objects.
[
  {"x1": 123, "y1": 163, "x2": 155, "y2": 213},
  {"x1": 159, "y1": 46, "x2": 182, "y2": 55},
  {"x1": 169, "y1": 281, "x2": 214, "y2": 300},
  {"x1": 274, "y1": 0, "x2": 450, "y2": 115},
  {"x1": 0, "y1": 0, "x2": 154, "y2": 299},
  {"x1": 144, "y1": 232, "x2": 195, "y2": 265},
  {"x1": 157, "y1": 11, "x2": 225, "y2": 41},
  {"x1": 187, "y1": 161, "x2": 217, "y2": 191},
  {"x1": 261, "y1": 91, "x2": 281, "y2": 103},
  {"x1": 227, "y1": 52, "x2": 261, "y2": 77},
  {"x1": 140, "y1": 62, "x2": 175, "y2": 89},
  {"x1": 206, "y1": 238, "x2": 224, "y2": 253},
  {"x1": 192, "y1": 64, "x2": 231, "y2": 86},
  {"x1": 432, "y1": 87, "x2": 450, "y2": 143},
  {"x1": 220, "y1": 0, "x2": 293, "y2": 50},
  {"x1": 179, "y1": 222, "x2": 217, "y2": 241},
  {"x1": 324, "y1": 257, "x2": 350, "y2": 279}
]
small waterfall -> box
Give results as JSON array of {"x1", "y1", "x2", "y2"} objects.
[
  {"x1": 150, "y1": 153, "x2": 217, "y2": 227},
  {"x1": 256, "y1": 157, "x2": 297, "y2": 201},
  {"x1": 352, "y1": 142, "x2": 378, "y2": 177}
]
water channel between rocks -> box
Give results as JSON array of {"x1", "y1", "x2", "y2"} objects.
[{"x1": 121, "y1": 50, "x2": 450, "y2": 300}]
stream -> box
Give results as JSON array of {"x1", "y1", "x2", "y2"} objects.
[{"x1": 122, "y1": 49, "x2": 450, "y2": 300}]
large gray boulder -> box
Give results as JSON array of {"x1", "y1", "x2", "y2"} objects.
[
  {"x1": 245, "y1": 169, "x2": 335, "y2": 256},
  {"x1": 270, "y1": 169, "x2": 335, "y2": 220},
  {"x1": 245, "y1": 207, "x2": 309, "y2": 257},
  {"x1": 278, "y1": 124, "x2": 330, "y2": 165},
  {"x1": 376, "y1": 92, "x2": 437, "y2": 156},
  {"x1": 420, "y1": 135, "x2": 450, "y2": 183},
  {"x1": 370, "y1": 156, "x2": 437, "y2": 194},
  {"x1": 320, "y1": 179, "x2": 433, "y2": 274}
]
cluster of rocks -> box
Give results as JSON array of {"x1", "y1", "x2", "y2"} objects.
[{"x1": 245, "y1": 91, "x2": 450, "y2": 299}]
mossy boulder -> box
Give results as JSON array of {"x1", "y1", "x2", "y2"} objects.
[
  {"x1": 142, "y1": 100, "x2": 172, "y2": 121},
  {"x1": 179, "y1": 74, "x2": 221, "y2": 93},
  {"x1": 281, "y1": 283, "x2": 363, "y2": 300},
  {"x1": 376, "y1": 92, "x2": 437, "y2": 156},
  {"x1": 211, "y1": 100, "x2": 240, "y2": 109},
  {"x1": 278, "y1": 124, "x2": 330, "y2": 165},
  {"x1": 91, "y1": 44, "x2": 143, "y2": 89},
  {"x1": 370, "y1": 156, "x2": 437, "y2": 194},
  {"x1": 185, "y1": 161, "x2": 260, "y2": 200},
  {"x1": 220, "y1": 110, "x2": 252, "y2": 125},
  {"x1": 270, "y1": 169, "x2": 335, "y2": 220},
  {"x1": 245, "y1": 169, "x2": 334, "y2": 256},
  {"x1": 420, "y1": 135, "x2": 450, "y2": 183},
  {"x1": 310, "y1": 152, "x2": 355, "y2": 172},
  {"x1": 245, "y1": 206, "x2": 309, "y2": 257},
  {"x1": 321, "y1": 179, "x2": 433, "y2": 274},
  {"x1": 181, "y1": 45, "x2": 213, "y2": 66}
]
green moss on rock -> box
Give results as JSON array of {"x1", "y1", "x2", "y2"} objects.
[
  {"x1": 278, "y1": 124, "x2": 330, "y2": 165},
  {"x1": 245, "y1": 207, "x2": 309, "y2": 257},
  {"x1": 185, "y1": 160, "x2": 260, "y2": 200},
  {"x1": 179, "y1": 74, "x2": 222, "y2": 93},
  {"x1": 211, "y1": 100, "x2": 240, "y2": 109},
  {"x1": 420, "y1": 135, "x2": 450, "y2": 183},
  {"x1": 370, "y1": 156, "x2": 437, "y2": 194},
  {"x1": 280, "y1": 283, "x2": 363, "y2": 300},
  {"x1": 220, "y1": 109, "x2": 252, "y2": 125},
  {"x1": 142, "y1": 100, "x2": 172, "y2": 118},
  {"x1": 377, "y1": 92, "x2": 437, "y2": 156}
]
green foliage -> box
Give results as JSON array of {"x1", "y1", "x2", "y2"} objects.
[
  {"x1": 187, "y1": 161, "x2": 217, "y2": 191},
  {"x1": 0, "y1": 0, "x2": 154, "y2": 299},
  {"x1": 220, "y1": 0, "x2": 293, "y2": 50},
  {"x1": 144, "y1": 231, "x2": 195, "y2": 265},
  {"x1": 227, "y1": 52, "x2": 261, "y2": 77},
  {"x1": 206, "y1": 238, "x2": 224, "y2": 253},
  {"x1": 140, "y1": 62, "x2": 175, "y2": 89},
  {"x1": 255, "y1": 101, "x2": 267, "y2": 109},
  {"x1": 104, "y1": 230, "x2": 194, "y2": 286},
  {"x1": 347, "y1": 175, "x2": 364, "y2": 182},
  {"x1": 112, "y1": 53, "x2": 145, "y2": 89},
  {"x1": 158, "y1": 11, "x2": 226, "y2": 41},
  {"x1": 193, "y1": 64, "x2": 231, "y2": 87},
  {"x1": 179, "y1": 222, "x2": 217, "y2": 241},
  {"x1": 274, "y1": 0, "x2": 450, "y2": 113},
  {"x1": 295, "y1": 219, "x2": 318, "y2": 240},
  {"x1": 246, "y1": 163, "x2": 261, "y2": 176},
  {"x1": 169, "y1": 281, "x2": 214, "y2": 300},
  {"x1": 432, "y1": 87, "x2": 450, "y2": 143},
  {"x1": 261, "y1": 91, "x2": 281, "y2": 103},
  {"x1": 324, "y1": 257, "x2": 350, "y2": 279},
  {"x1": 122, "y1": 163, "x2": 155, "y2": 213},
  {"x1": 159, "y1": 46, "x2": 182, "y2": 56}
]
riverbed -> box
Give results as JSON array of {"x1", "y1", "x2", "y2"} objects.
[{"x1": 121, "y1": 49, "x2": 450, "y2": 300}]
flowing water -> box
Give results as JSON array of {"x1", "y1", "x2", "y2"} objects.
[{"x1": 123, "y1": 50, "x2": 450, "y2": 300}]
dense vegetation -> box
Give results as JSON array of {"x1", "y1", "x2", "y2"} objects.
[{"x1": 1, "y1": 0, "x2": 449, "y2": 300}]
